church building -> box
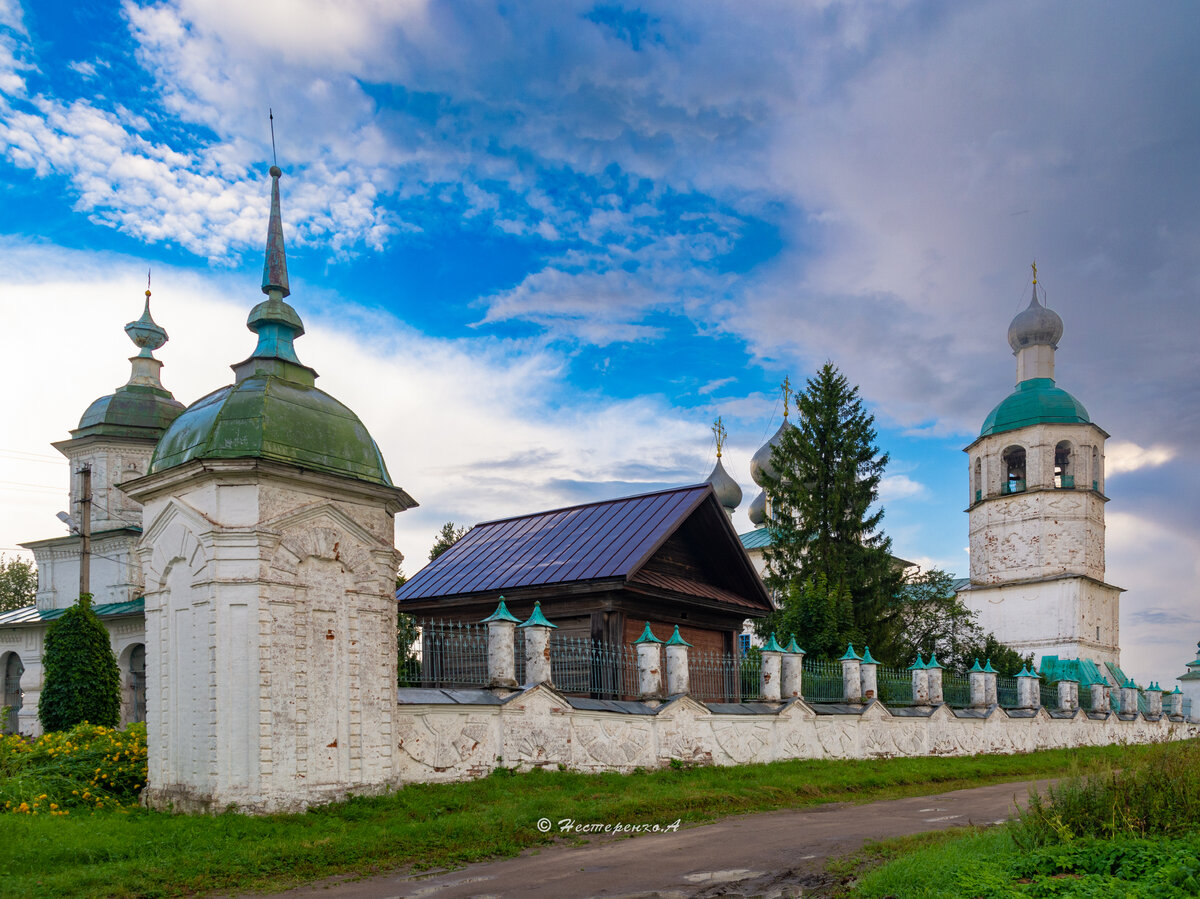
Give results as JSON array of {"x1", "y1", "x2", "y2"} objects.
[{"x1": 958, "y1": 268, "x2": 1122, "y2": 667}]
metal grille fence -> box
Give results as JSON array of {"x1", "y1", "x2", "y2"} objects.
[
  {"x1": 802, "y1": 658, "x2": 844, "y2": 703},
  {"x1": 690, "y1": 649, "x2": 761, "y2": 703},
  {"x1": 416, "y1": 619, "x2": 489, "y2": 687},
  {"x1": 877, "y1": 666, "x2": 915, "y2": 706},
  {"x1": 997, "y1": 676, "x2": 1019, "y2": 708},
  {"x1": 1078, "y1": 686, "x2": 1094, "y2": 711},
  {"x1": 547, "y1": 635, "x2": 638, "y2": 700},
  {"x1": 1040, "y1": 683, "x2": 1058, "y2": 709},
  {"x1": 1137, "y1": 691, "x2": 1150, "y2": 716},
  {"x1": 943, "y1": 672, "x2": 970, "y2": 707}
]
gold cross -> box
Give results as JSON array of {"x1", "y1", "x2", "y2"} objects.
[
  {"x1": 781, "y1": 375, "x2": 792, "y2": 418},
  {"x1": 1031, "y1": 261, "x2": 1038, "y2": 285},
  {"x1": 712, "y1": 417, "x2": 727, "y2": 458}
]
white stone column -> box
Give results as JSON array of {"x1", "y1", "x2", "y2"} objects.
[
  {"x1": 1016, "y1": 667, "x2": 1039, "y2": 709},
  {"x1": 519, "y1": 602, "x2": 557, "y2": 687},
  {"x1": 781, "y1": 637, "x2": 804, "y2": 699},
  {"x1": 859, "y1": 646, "x2": 879, "y2": 702},
  {"x1": 840, "y1": 645, "x2": 862, "y2": 702},
  {"x1": 910, "y1": 656, "x2": 929, "y2": 705},
  {"x1": 482, "y1": 598, "x2": 520, "y2": 688},
  {"x1": 664, "y1": 626, "x2": 690, "y2": 696},
  {"x1": 969, "y1": 660, "x2": 987, "y2": 708},
  {"x1": 760, "y1": 634, "x2": 784, "y2": 702},
  {"x1": 925, "y1": 655, "x2": 944, "y2": 705},
  {"x1": 1091, "y1": 682, "x2": 1109, "y2": 712},
  {"x1": 984, "y1": 661, "x2": 998, "y2": 706},
  {"x1": 1169, "y1": 688, "x2": 1185, "y2": 718},
  {"x1": 1148, "y1": 684, "x2": 1163, "y2": 716},
  {"x1": 633, "y1": 624, "x2": 663, "y2": 701},
  {"x1": 1057, "y1": 678, "x2": 1078, "y2": 712},
  {"x1": 1122, "y1": 683, "x2": 1138, "y2": 715}
]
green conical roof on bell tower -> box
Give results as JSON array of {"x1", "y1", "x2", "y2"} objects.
[{"x1": 148, "y1": 164, "x2": 398, "y2": 489}]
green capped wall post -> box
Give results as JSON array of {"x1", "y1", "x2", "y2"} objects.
[
  {"x1": 1169, "y1": 687, "x2": 1185, "y2": 719},
  {"x1": 633, "y1": 623, "x2": 664, "y2": 702},
  {"x1": 760, "y1": 633, "x2": 784, "y2": 702},
  {"x1": 481, "y1": 597, "x2": 521, "y2": 689},
  {"x1": 1016, "y1": 666, "x2": 1039, "y2": 710},
  {"x1": 664, "y1": 626, "x2": 692, "y2": 696},
  {"x1": 925, "y1": 653, "x2": 944, "y2": 705},
  {"x1": 982, "y1": 659, "x2": 999, "y2": 705},
  {"x1": 909, "y1": 654, "x2": 929, "y2": 705},
  {"x1": 781, "y1": 635, "x2": 805, "y2": 699},
  {"x1": 859, "y1": 646, "x2": 879, "y2": 701},
  {"x1": 839, "y1": 644, "x2": 863, "y2": 703},
  {"x1": 1056, "y1": 669, "x2": 1080, "y2": 713},
  {"x1": 518, "y1": 602, "x2": 557, "y2": 687},
  {"x1": 968, "y1": 659, "x2": 988, "y2": 709}
]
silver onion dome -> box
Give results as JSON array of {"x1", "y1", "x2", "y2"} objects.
[
  {"x1": 750, "y1": 419, "x2": 790, "y2": 486},
  {"x1": 1007, "y1": 282, "x2": 1063, "y2": 353},
  {"x1": 706, "y1": 456, "x2": 742, "y2": 513},
  {"x1": 748, "y1": 489, "x2": 767, "y2": 527}
]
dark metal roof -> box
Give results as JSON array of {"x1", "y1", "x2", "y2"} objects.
[
  {"x1": 398, "y1": 484, "x2": 768, "y2": 609},
  {"x1": 0, "y1": 598, "x2": 145, "y2": 626}
]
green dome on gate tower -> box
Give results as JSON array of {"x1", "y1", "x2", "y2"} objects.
[
  {"x1": 149, "y1": 166, "x2": 393, "y2": 487},
  {"x1": 979, "y1": 378, "x2": 1091, "y2": 438}
]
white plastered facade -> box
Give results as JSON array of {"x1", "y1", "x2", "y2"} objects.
[{"x1": 124, "y1": 458, "x2": 406, "y2": 814}]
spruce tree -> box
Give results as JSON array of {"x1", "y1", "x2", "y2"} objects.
[
  {"x1": 38, "y1": 594, "x2": 121, "y2": 731},
  {"x1": 760, "y1": 363, "x2": 904, "y2": 660}
]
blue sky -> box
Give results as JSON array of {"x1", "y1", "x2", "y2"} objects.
[{"x1": 0, "y1": 1, "x2": 1196, "y2": 685}]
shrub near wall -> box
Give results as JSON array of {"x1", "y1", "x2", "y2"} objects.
[
  {"x1": 0, "y1": 722, "x2": 147, "y2": 814},
  {"x1": 38, "y1": 593, "x2": 120, "y2": 731}
]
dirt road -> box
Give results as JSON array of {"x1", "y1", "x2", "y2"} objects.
[{"x1": 267, "y1": 777, "x2": 1052, "y2": 898}]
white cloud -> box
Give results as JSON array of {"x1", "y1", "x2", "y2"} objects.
[
  {"x1": 879, "y1": 473, "x2": 926, "y2": 502},
  {"x1": 1105, "y1": 441, "x2": 1176, "y2": 477},
  {"x1": 0, "y1": 0, "x2": 25, "y2": 33},
  {"x1": 0, "y1": 240, "x2": 715, "y2": 574},
  {"x1": 698, "y1": 376, "x2": 736, "y2": 395}
]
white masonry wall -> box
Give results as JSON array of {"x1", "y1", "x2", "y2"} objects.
[{"x1": 394, "y1": 685, "x2": 1197, "y2": 783}]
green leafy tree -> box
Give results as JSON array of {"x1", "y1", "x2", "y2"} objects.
[
  {"x1": 429, "y1": 522, "x2": 467, "y2": 561},
  {"x1": 962, "y1": 634, "x2": 1034, "y2": 678},
  {"x1": 0, "y1": 555, "x2": 36, "y2": 612},
  {"x1": 38, "y1": 594, "x2": 120, "y2": 731},
  {"x1": 893, "y1": 568, "x2": 984, "y2": 669},
  {"x1": 767, "y1": 574, "x2": 854, "y2": 660},
  {"x1": 395, "y1": 567, "x2": 420, "y2": 686},
  {"x1": 760, "y1": 363, "x2": 904, "y2": 660}
]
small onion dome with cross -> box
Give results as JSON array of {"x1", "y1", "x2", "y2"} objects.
[
  {"x1": 705, "y1": 416, "x2": 742, "y2": 514},
  {"x1": 748, "y1": 377, "x2": 797, "y2": 527}
]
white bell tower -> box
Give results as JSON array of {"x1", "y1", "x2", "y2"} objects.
[{"x1": 959, "y1": 267, "x2": 1122, "y2": 666}]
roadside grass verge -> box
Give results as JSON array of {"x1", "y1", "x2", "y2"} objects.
[
  {"x1": 0, "y1": 742, "x2": 1148, "y2": 898},
  {"x1": 849, "y1": 737, "x2": 1200, "y2": 898}
]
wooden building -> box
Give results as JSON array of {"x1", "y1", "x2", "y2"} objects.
[{"x1": 397, "y1": 484, "x2": 771, "y2": 655}]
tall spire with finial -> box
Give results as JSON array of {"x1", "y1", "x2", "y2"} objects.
[
  {"x1": 238, "y1": 113, "x2": 313, "y2": 382},
  {"x1": 1007, "y1": 262, "x2": 1063, "y2": 383},
  {"x1": 121, "y1": 272, "x2": 171, "y2": 389}
]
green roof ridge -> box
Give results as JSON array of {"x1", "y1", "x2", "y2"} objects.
[
  {"x1": 633, "y1": 623, "x2": 662, "y2": 644},
  {"x1": 518, "y1": 602, "x2": 557, "y2": 629},
  {"x1": 665, "y1": 626, "x2": 691, "y2": 647},
  {"x1": 481, "y1": 598, "x2": 521, "y2": 624}
]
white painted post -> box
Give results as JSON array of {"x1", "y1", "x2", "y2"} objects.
[
  {"x1": 1123, "y1": 683, "x2": 1138, "y2": 715},
  {"x1": 840, "y1": 644, "x2": 862, "y2": 703},
  {"x1": 1090, "y1": 682, "x2": 1109, "y2": 712},
  {"x1": 859, "y1": 646, "x2": 879, "y2": 702},
  {"x1": 780, "y1": 636, "x2": 804, "y2": 699},
  {"x1": 760, "y1": 634, "x2": 784, "y2": 702},
  {"x1": 969, "y1": 660, "x2": 987, "y2": 708},
  {"x1": 633, "y1": 624, "x2": 664, "y2": 701},
  {"x1": 1016, "y1": 667, "x2": 1038, "y2": 709},
  {"x1": 1170, "y1": 689, "x2": 1185, "y2": 718},
  {"x1": 518, "y1": 602, "x2": 556, "y2": 686},
  {"x1": 910, "y1": 656, "x2": 929, "y2": 705},
  {"x1": 1148, "y1": 684, "x2": 1163, "y2": 716},
  {"x1": 984, "y1": 660, "x2": 998, "y2": 706},
  {"x1": 925, "y1": 654, "x2": 944, "y2": 705},
  {"x1": 482, "y1": 598, "x2": 520, "y2": 688},
  {"x1": 1057, "y1": 679, "x2": 1078, "y2": 712},
  {"x1": 664, "y1": 626, "x2": 690, "y2": 696}
]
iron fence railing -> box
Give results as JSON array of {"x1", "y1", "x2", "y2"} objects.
[
  {"x1": 1040, "y1": 683, "x2": 1058, "y2": 709},
  {"x1": 943, "y1": 672, "x2": 971, "y2": 707},
  {"x1": 415, "y1": 619, "x2": 489, "y2": 688},
  {"x1": 546, "y1": 635, "x2": 637, "y2": 700},
  {"x1": 877, "y1": 666, "x2": 914, "y2": 706},
  {"x1": 997, "y1": 676, "x2": 1019, "y2": 708},
  {"x1": 803, "y1": 657, "x2": 844, "y2": 703},
  {"x1": 690, "y1": 649, "x2": 761, "y2": 703},
  {"x1": 1110, "y1": 690, "x2": 1123, "y2": 714},
  {"x1": 1137, "y1": 691, "x2": 1150, "y2": 716},
  {"x1": 1078, "y1": 686, "x2": 1094, "y2": 711}
]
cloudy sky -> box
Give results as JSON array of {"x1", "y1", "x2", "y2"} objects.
[{"x1": 0, "y1": 1, "x2": 1195, "y2": 685}]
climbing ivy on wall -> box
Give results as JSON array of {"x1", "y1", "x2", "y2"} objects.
[{"x1": 38, "y1": 594, "x2": 121, "y2": 732}]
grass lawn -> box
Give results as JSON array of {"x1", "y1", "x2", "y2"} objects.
[{"x1": 0, "y1": 743, "x2": 1151, "y2": 898}]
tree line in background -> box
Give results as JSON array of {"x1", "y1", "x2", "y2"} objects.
[{"x1": 756, "y1": 363, "x2": 1032, "y2": 676}]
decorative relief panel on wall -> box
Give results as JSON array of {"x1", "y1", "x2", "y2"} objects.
[{"x1": 396, "y1": 714, "x2": 491, "y2": 770}]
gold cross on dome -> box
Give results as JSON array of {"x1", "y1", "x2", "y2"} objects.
[
  {"x1": 712, "y1": 416, "x2": 727, "y2": 458},
  {"x1": 1031, "y1": 261, "x2": 1038, "y2": 285},
  {"x1": 781, "y1": 375, "x2": 792, "y2": 418}
]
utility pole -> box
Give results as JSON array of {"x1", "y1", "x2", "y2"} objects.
[{"x1": 78, "y1": 464, "x2": 91, "y2": 599}]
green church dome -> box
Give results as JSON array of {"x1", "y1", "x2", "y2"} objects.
[
  {"x1": 980, "y1": 378, "x2": 1090, "y2": 437},
  {"x1": 148, "y1": 165, "x2": 393, "y2": 488},
  {"x1": 150, "y1": 367, "x2": 392, "y2": 486},
  {"x1": 76, "y1": 384, "x2": 185, "y2": 440}
]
